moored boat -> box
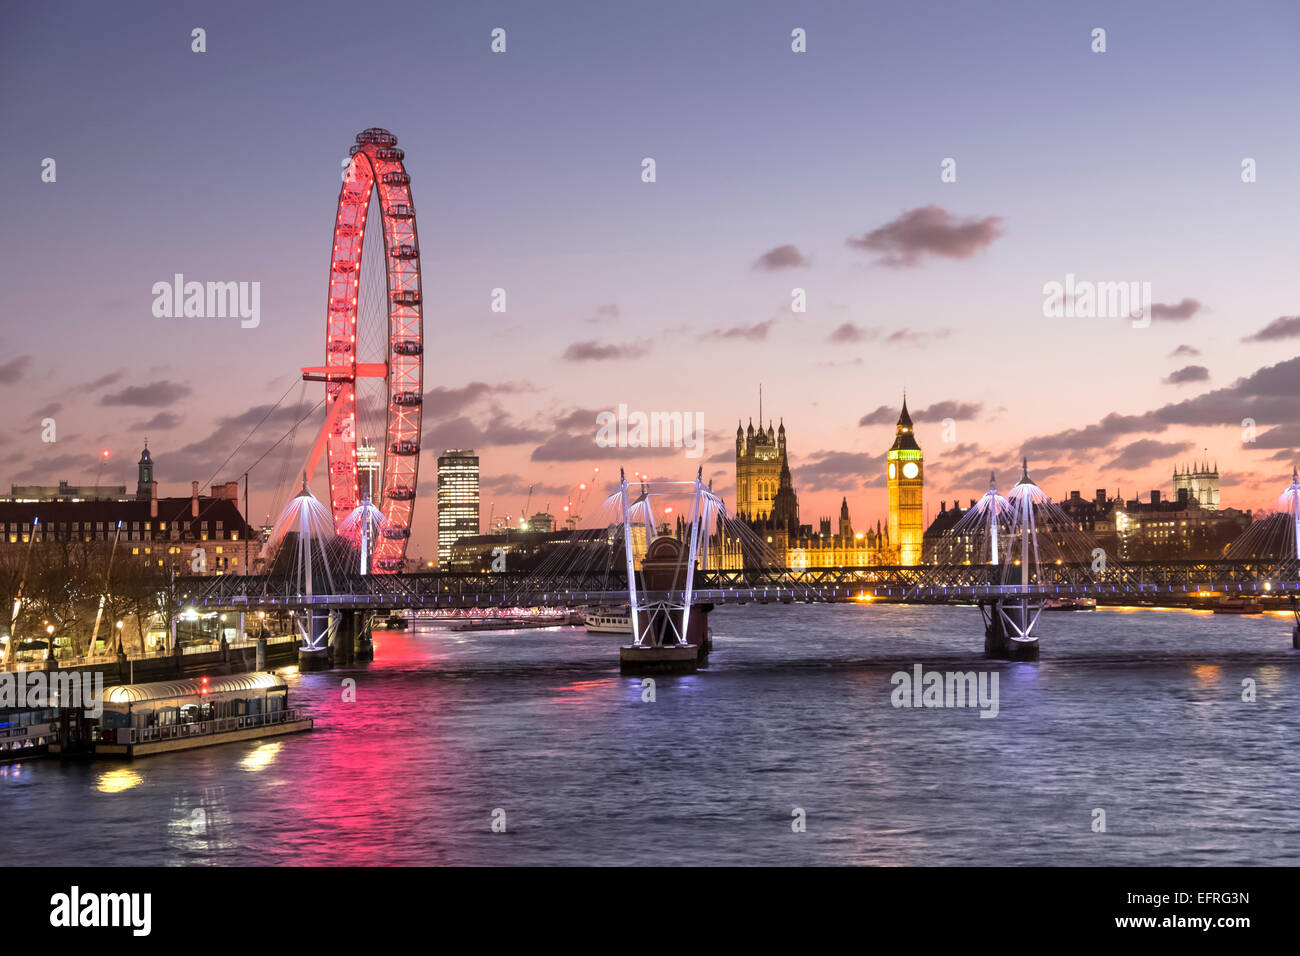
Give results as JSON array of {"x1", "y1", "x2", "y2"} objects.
[
  {"x1": 1213, "y1": 596, "x2": 1263, "y2": 615},
  {"x1": 0, "y1": 704, "x2": 56, "y2": 763},
  {"x1": 585, "y1": 608, "x2": 633, "y2": 635},
  {"x1": 64, "y1": 672, "x2": 312, "y2": 759}
]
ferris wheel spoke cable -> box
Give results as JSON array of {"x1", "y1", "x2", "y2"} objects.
[{"x1": 199, "y1": 376, "x2": 303, "y2": 491}]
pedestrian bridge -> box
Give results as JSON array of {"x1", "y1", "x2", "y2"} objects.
[{"x1": 178, "y1": 558, "x2": 1300, "y2": 612}]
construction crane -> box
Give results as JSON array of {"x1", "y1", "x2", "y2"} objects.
[{"x1": 520, "y1": 484, "x2": 534, "y2": 529}]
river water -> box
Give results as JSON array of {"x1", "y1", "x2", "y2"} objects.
[{"x1": 3, "y1": 603, "x2": 1298, "y2": 866}]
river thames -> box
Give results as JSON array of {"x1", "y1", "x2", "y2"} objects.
[{"x1": 4, "y1": 604, "x2": 1298, "y2": 866}]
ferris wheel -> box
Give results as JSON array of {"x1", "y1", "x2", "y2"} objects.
[{"x1": 302, "y1": 127, "x2": 424, "y2": 572}]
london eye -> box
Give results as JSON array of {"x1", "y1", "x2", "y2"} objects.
[{"x1": 301, "y1": 127, "x2": 424, "y2": 572}]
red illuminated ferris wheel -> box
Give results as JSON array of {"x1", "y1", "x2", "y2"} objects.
[{"x1": 302, "y1": 127, "x2": 423, "y2": 572}]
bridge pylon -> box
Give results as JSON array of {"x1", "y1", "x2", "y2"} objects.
[
  {"x1": 614, "y1": 468, "x2": 718, "y2": 674},
  {"x1": 985, "y1": 460, "x2": 1053, "y2": 660}
]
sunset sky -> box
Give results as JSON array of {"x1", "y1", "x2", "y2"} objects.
[{"x1": 2, "y1": 1, "x2": 1298, "y2": 558}]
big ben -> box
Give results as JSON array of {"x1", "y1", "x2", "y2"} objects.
[{"x1": 886, "y1": 397, "x2": 924, "y2": 565}]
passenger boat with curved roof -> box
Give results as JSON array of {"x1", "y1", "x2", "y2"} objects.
[{"x1": 71, "y1": 672, "x2": 312, "y2": 759}]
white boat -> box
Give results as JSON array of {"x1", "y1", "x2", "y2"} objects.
[{"x1": 585, "y1": 609, "x2": 633, "y2": 635}]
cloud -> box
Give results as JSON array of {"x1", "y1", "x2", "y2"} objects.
[
  {"x1": 1150, "y1": 298, "x2": 1204, "y2": 321},
  {"x1": 1163, "y1": 365, "x2": 1210, "y2": 385},
  {"x1": 479, "y1": 473, "x2": 570, "y2": 498},
  {"x1": 859, "y1": 405, "x2": 898, "y2": 426},
  {"x1": 100, "y1": 381, "x2": 192, "y2": 407},
  {"x1": 1169, "y1": 344, "x2": 1201, "y2": 358},
  {"x1": 1101, "y1": 439, "x2": 1193, "y2": 471},
  {"x1": 131, "y1": 411, "x2": 184, "y2": 430},
  {"x1": 87, "y1": 371, "x2": 125, "y2": 391},
  {"x1": 859, "y1": 399, "x2": 979, "y2": 426},
  {"x1": 0, "y1": 355, "x2": 31, "y2": 384},
  {"x1": 1243, "y1": 315, "x2": 1300, "y2": 343},
  {"x1": 885, "y1": 328, "x2": 952, "y2": 345},
  {"x1": 561, "y1": 339, "x2": 651, "y2": 362},
  {"x1": 912, "y1": 400, "x2": 983, "y2": 421},
  {"x1": 159, "y1": 398, "x2": 317, "y2": 479},
  {"x1": 594, "y1": 304, "x2": 620, "y2": 318},
  {"x1": 846, "y1": 206, "x2": 1003, "y2": 267},
  {"x1": 425, "y1": 412, "x2": 546, "y2": 451},
  {"x1": 1020, "y1": 356, "x2": 1300, "y2": 457},
  {"x1": 529, "y1": 405, "x2": 695, "y2": 462},
  {"x1": 828, "y1": 324, "x2": 950, "y2": 345},
  {"x1": 828, "y1": 323, "x2": 875, "y2": 344},
  {"x1": 793, "y1": 450, "x2": 880, "y2": 492},
  {"x1": 703, "y1": 319, "x2": 775, "y2": 342},
  {"x1": 752, "y1": 244, "x2": 809, "y2": 271},
  {"x1": 422, "y1": 381, "x2": 526, "y2": 416},
  {"x1": 10, "y1": 448, "x2": 99, "y2": 481},
  {"x1": 1248, "y1": 422, "x2": 1300, "y2": 450},
  {"x1": 530, "y1": 432, "x2": 682, "y2": 462}
]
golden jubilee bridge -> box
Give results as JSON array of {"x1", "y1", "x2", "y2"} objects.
[
  {"x1": 180, "y1": 465, "x2": 1300, "y2": 665},
  {"x1": 179, "y1": 556, "x2": 1300, "y2": 612}
]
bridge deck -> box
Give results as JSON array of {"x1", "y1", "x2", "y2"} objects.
[{"x1": 179, "y1": 561, "x2": 1300, "y2": 611}]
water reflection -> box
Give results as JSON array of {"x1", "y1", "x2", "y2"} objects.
[
  {"x1": 1, "y1": 605, "x2": 1296, "y2": 865},
  {"x1": 239, "y1": 741, "x2": 282, "y2": 772},
  {"x1": 96, "y1": 768, "x2": 142, "y2": 794}
]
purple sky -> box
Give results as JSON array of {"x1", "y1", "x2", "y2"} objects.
[{"x1": 2, "y1": 1, "x2": 1298, "y2": 558}]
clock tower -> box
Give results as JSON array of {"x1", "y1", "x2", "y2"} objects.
[
  {"x1": 135, "y1": 440, "x2": 155, "y2": 501},
  {"x1": 886, "y1": 397, "x2": 924, "y2": 565}
]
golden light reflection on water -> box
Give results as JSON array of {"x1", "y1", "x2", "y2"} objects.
[
  {"x1": 239, "y1": 741, "x2": 282, "y2": 771},
  {"x1": 1193, "y1": 664, "x2": 1222, "y2": 683},
  {"x1": 1254, "y1": 665, "x2": 1283, "y2": 692},
  {"x1": 96, "y1": 768, "x2": 143, "y2": 794}
]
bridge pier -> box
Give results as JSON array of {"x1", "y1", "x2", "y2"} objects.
[
  {"x1": 618, "y1": 535, "x2": 709, "y2": 675},
  {"x1": 1291, "y1": 595, "x2": 1299, "y2": 650},
  {"x1": 297, "y1": 611, "x2": 333, "y2": 671},
  {"x1": 356, "y1": 614, "x2": 375, "y2": 662},
  {"x1": 332, "y1": 611, "x2": 356, "y2": 668},
  {"x1": 981, "y1": 598, "x2": 1040, "y2": 661}
]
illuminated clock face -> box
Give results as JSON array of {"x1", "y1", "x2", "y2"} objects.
[
  {"x1": 902, "y1": 462, "x2": 920, "y2": 480},
  {"x1": 888, "y1": 462, "x2": 897, "y2": 479}
]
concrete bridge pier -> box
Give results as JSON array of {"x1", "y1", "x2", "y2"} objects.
[
  {"x1": 332, "y1": 611, "x2": 356, "y2": 668},
  {"x1": 355, "y1": 613, "x2": 375, "y2": 662},
  {"x1": 1291, "y1": 595, "x2": 1299, "y2": 650},
  {"x1": 298, "y1": 612, "x2": 333, "y2": 671},
  {"x1": 981, "y1": 598, "x2": 1040, "y2": 661}
]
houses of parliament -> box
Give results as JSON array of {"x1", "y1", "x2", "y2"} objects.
[{"x1": 731, "y1": 397, "x2": 924, "y2": 567}]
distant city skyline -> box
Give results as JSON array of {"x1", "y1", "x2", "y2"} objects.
[{"x1": 3, "y1": 1, "x2": 1298, "y2": 558}]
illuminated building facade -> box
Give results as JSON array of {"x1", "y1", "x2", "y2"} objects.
[
  {"x1": 1172, "y1": 459, "x2": 1220, "y2": 511},
  {"x1": 357, "y1": 439, "x2": 380, "y2": 504},
  {"x1": 886, "y1": 398, "x2": 924, "y2": 566},
  {"x1": 436, "y1": 449, "x2": 480, "y2": 568},
  {"x1": 735, "y1": 415, "x2": 791, "y2": 522}
]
